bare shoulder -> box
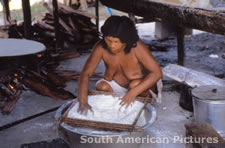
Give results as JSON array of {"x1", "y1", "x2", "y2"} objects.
[
  {"x1": 133, "y1": 40, "x2": 152, "y2": 57},
  {"x1": 92, "y1": 40, "x2": 104, "y2": 53},
  {"x1": 85, "y1": 40, "x2": 104, "y2": 64},
  {"x1": 133, "y1": 40, "x2": 161, "y2": 75}
]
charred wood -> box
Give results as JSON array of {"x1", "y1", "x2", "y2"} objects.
[
  {"x1": 0, "y1": 83, "x2": 16, "y2": 100},
  {"x1": 36, "y1": 21, "x2": 55, "y2": 31},
  {"x1": 22, "y1": 75, "x2": 75, "y2": 100},
  {"x1": 46, "y1": 71, "x2": 66, "y2": 87},
  {"x1": 1, "y1": 89, "x2": 21, "y2": 114}
]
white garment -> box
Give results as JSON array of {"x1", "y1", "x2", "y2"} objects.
[
  {"x1": 96, "y1": 79, "x2": 128, "y2": 95},
  {"x1": 96, "y1": 79, "x2": 163, "y2": 103}
]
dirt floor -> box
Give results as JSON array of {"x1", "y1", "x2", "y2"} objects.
[{"x1": 0, "y1": 0, "x2": 225, "y2": 148}]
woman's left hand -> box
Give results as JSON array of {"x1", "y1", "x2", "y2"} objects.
[{"x1": 119, "y1": 91, "x2": 136, "y2": 108}]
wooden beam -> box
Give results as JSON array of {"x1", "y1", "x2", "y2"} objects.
[
  {"x1": 22, "y1": 0, "x2": 32, "y2": 39},
  {"x1": 52, "y1": 0, "x2": 62, "y2": 49},
  {"x1": 176, "y1": 26, "x2": 185, "y2": 65},
  {"x1": 95, "y1": 0, "x2": 99, "y2": 32},
  {"x1": 2, "y1": 0, "x2": 10, "y2": 24},
  {"x1": 100, "y1": 0, "x2": 225, "y2": 35}
]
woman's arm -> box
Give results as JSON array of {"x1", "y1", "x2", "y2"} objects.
[
  {"x1": 78, "y1": 41, "x2": 103, "y2": 114},
  {"x1": 120, "y1": 40, "x2": 163, "y2": 106}
]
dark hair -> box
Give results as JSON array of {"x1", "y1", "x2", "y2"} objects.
[{"x1": 100, "y1": 15, "x2": 139, "y2": 54}]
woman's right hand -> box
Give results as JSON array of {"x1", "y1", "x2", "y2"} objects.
[{"x1": 78, "y1": 103, "x2": 93, "y2": 116}]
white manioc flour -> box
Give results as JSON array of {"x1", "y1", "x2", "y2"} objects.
[{"x1": 67, "y1": 95, "x2": 146, "y2": 125}]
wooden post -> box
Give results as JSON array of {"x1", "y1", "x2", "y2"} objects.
[
  {"x1": 95, "y1": 0, "x2": 99, "y2": 32},
  {"x1": 176, "y1": 26, "x2": 185, "y2": 66},
  {"x1": 80, "y1": 0, "x2": 88, "y2": 11},
  {"x1": 22, "y1": 0, "x2": 32, "y2": 39},
  {"x1": 128, "y1": 13, "x2": 136, "y2": 23},
  {"x1": 63, "y1": 0, "x2": 68, "y2": 5},
  {"x1": 2, "y1": 0, "x2": 10, "y2": 24},
  {"x1": 52, "y1": 0, "x2": 63, "y2": 50}
]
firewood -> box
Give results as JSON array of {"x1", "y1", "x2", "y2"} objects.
[
  {"x1": 43, "y1": 19, "x2": 54, "y2": 25},
  {"x1": 2, "y1": 90, "x2": 21, "y2": 115},
  {"x1": 81, "y1": 27, "x2": 94, "y2": 33},
  {"x1": 52, "y1": 88, "x2": 75, "y2": 100},
  {"x1": 43, "y1": 2, "x2": 74, "y2": 37},
  {"x1": 22, "y1": 76, "x2": 59, "y2": 99},
  {"x1": 27, "y1": 70, "x2": 48, "y2": 82},
  {"x1": 22, "y1": 76, "x2": 75, "y2": 100},
  {"x1": 0, "y1": 31, "x2": 9, "y2": 38},
  {"x1": 42, "y1": 13, "x2": 54, "y2": 20},
  {"x1": 0, "y1": 83, "x2": 16, "y2": 100},
  {"x1": 54, "y1": 70, "x2": 81, "y2": 80},
  {"x1": 47, "y1": 71, "x2": 66, "y2": 87},
  {"x1": 57, "y1": 2, "x2": 96, "y2": 19},
  {"x1": 76, "y1": 17, "x2": 89, "y2": 28},
  {"x1": 0, "y1": 91, "x2": 5, "y2": 101},
  {"x1": 82, "y1": 34, "x2": 97, "y2": 44},
  {"x1": 68, "y1": 16, "x2": 79, "y2": 33},
  {"x1": 56, "y1": 50, "x2": 80, "y2": 61},
  {"x1": 36, "y1": 20, "x2": 55, "y2": 31},
  {"x1": 42, "y1": 31, "x2": 55, "y2": 38},
  {"x1": 66, "y1": 17, "x2": 81, "y2": 40}
]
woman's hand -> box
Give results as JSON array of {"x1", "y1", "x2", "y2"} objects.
[
  {"x1": 78, "y1": 103, "x2": 93, "y2": 115},
  {"x1": 119, "y1": 91, "x2": 137, "y2": 108}
]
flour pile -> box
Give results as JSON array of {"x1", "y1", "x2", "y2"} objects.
[{"x1": 67, "y1": 95, "x2": 146, "y2": 125}]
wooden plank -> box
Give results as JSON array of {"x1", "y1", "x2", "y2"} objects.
[
  {"x1": 2, "y1": 0, "x2": 10, "y2": 24},
  {"x1": 95, "y1": 0, "x2": 99, "y2": 32},
  {"x1": 52, "y1": 0, "x2": 62, "y2": 49},
  {"x1": 176, "y1": 26, "x2": 185, "y2": 65},
  {"x1": 100, "y1": 0, "x2": 225, "y2": 35}
]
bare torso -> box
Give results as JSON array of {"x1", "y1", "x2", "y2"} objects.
[{"x1": 102, "y1": 44, "x2": 148, "y2": 88}]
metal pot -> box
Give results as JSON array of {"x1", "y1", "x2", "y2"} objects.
[
  {"x1": 192, "y1": 85, "x2": 225, "y2": 138},
  {"x1": 55, "y1": 100, "x2": 157, "y2": 148}
]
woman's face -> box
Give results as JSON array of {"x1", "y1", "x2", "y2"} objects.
[{"x1": 104, "y1": 36, "x2": 126, "y2": 54}]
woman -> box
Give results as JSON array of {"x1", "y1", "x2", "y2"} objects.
[{"x1": 78, "y1": 16, "x2": 162, "y2": 115}]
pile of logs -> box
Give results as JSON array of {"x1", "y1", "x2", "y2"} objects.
[
  {"x1": 37, "y1": 2, "x2": 99, "y2": 46},
  {"x1": 0, "y1": 46, "x2": 103, "y2": 115},
  {"x1": 0, "y1": 79, "x2": 22, "y2": 115},
  {"x1": 0, "y1": 2, "x2": 99, "y2": 47},
  {"x1": 0, "y1": 2, "x2": 101, "y2": 114},
  {"x1": 0, "y1": 65, "x2": 102, "y2": 115}
]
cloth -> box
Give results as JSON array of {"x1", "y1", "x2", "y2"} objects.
[
  {"x1": 96, "y1": 79, "x2": 128, "y2": 95},
  {"x1": 96, "y1": 79, "x2": 163, "y2": 103}
]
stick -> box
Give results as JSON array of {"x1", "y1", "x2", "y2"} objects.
[{"x1": 130, "y1": 95, "x2": 149, "y2": 133}]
